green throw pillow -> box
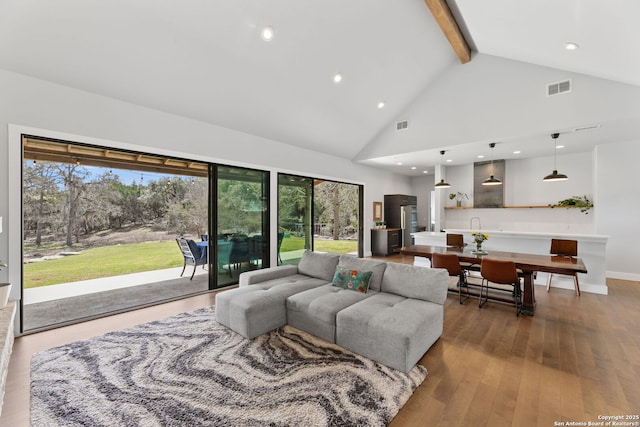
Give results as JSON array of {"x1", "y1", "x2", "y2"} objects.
[{"x1": 332, "y1": 266, "x2": 372, "y2": 294}]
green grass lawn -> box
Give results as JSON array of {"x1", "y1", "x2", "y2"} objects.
[
  {"x1": 24, "y1": 241, "x2": 183, "y2": 288},
  {"x1": 24, "y1": 236, "x2": 358, "y2": 288},
  {"x1": 280, "y1": 236, "x2": 357, "y2": 253}
]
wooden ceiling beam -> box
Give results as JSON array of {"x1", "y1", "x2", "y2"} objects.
[
  {"x1": 424, "y1": 0, "x2": 471, "y2": 64},
  {"x1": 23, "y1": 137, "x2": 208, "y2": 177}
]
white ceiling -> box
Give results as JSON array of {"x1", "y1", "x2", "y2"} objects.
[{"x1": 1, "y1": 0, "x2": 639, "y2": 176}]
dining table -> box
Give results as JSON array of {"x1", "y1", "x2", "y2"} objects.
[{"x1": 398, "y1": 245, "x2": 588, "y2": 316}]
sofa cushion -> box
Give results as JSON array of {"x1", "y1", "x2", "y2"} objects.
[
  {"x1": 239, "y1": 264, "x2": 299, "y2": 286},
  {"x1": 331, "y1": 266, "x2": 372, "y2": 293},
  {"x1": 336, "y1": 293, "x2": 444, "y2": 373},
  {"x1": 297, "y1": 251, "x2": 341, "y2": 281},
  {"x1": 215, "y1": 277, "x2": 328, "y2": 339},
  {"x1": 244, "y1": 274, "x2": 326, "y2": 289},
  {"x1": 286, "y1": 284, "x2": 376, "y2": 343},
  {"x1": 380, "y1": 262, "x2": 448, "y2": 305},
  {"x1": 338, "y1": 254, "x2": 387, "y2": 291}
]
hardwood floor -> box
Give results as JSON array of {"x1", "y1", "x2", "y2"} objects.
[{"x1": 2, "y1": 255, "x2": 639, "y2": 426}]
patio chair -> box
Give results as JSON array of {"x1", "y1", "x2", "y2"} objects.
[
  {"x1": 229, "y1": 235, "x2": 250, "y2": 271},
  {"x1": 176, "y1": 238, "x2": 207, "y2": 280},
  {"x1": 217, "y1": 240, "x2": 233, "y2": 277}
]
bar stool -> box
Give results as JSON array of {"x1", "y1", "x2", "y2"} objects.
[
  {"x1": 432, "y1": 253, "x2": 469, "y2": 304},
  {"x1": 546, "y1": 239, "x2": 580, "y2": 296},
  {"x1": 480, "y1": 258, "x2": 522, "y2": 316}
]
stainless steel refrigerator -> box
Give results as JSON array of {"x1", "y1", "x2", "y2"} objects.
[{"x1": 383, "y1": 194, "x2": 418, "y2": 247}]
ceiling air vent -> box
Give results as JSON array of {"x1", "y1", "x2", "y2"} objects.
[
  {"x1": 547, "y1": 79, "x2": 572, "y2": 96},
  {"x1": 396, "y1": 120, "x2": 408, "y2": 131}
]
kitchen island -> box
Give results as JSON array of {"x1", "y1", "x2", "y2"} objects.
[{"x1": 412, "y1": 229, "x2": 608, "y2": 295}]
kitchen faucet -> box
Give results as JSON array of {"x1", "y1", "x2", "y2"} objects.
[{"x1": 470, "y1": 217, "x2": 481, "y2": 230}]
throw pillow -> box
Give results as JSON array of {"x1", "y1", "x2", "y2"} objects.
[{"x1": 331, "y1": 266, "x2": 372, "y2": 294}]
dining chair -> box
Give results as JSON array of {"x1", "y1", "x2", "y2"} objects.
[
  {"x1": 446, "y1": 233, "x2": 478, "y2": 272},
  {"x1": 479, "y1": 258, "x2": 522, "y2": 316},
  {"x1": 432, "y1": 253, "x2": 469, "y2": 304},
  {"x1": 546, "y1": 239, "x2": 580, "y2": 296},
  {"x1": 217, "y1": 240, "x2": 233, "y2": 277},
  {"x1": 446, "y1": 233, "x2": 465, "y2": 248}
]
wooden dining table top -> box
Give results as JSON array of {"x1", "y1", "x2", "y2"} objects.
[{"x1": 398, "y1": 245, "x2": 588, "y2": 275}]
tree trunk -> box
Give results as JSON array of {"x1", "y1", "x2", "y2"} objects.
[
  {"x1": 66, "y1": 182, "x2": 76, "y2": 247},
  {"x1": 332, "y1": 186, "x2": 340, "y2": 240}
]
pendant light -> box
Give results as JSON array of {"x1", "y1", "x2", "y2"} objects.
[
  {"x1": 543, "y1": 133, "x2": 568, "y2": 182},
  {"x1": 482, "y1": 143, "x2": 502, "y2": 186},
  {"x1": 434, "y1": 150, "x2": 451, "y2": 188}
]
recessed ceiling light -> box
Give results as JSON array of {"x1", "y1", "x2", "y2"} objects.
[
  {"x1": 333, "y1": 73, "x2": 342, "y2": 84},
  {"x1": 396, "y1": 162, "x2": 403, "y2": 165},
  {"x1": 423, "y1": 170, "x2": 429, "y2": 174},
  {"x1": 261, "y1": 26, "x2": 274, "y2": 41},
  {"x1": 513, "y1": 150, "x2": 521, "y2": 154},
  {"x1": 377, "y1": 101, "x2": 385, "y2": 109},
  {"x1": 477, "y1": 155, "x2": 485, "y2": 159},
  {"x1": 446, "y1": 159, "x2": 452, "y2": 163},
  {"x1": 411, "y1": 166, "x2": 417, "y2": 170},
  {"x1": 564, "y1": 42, "x2": 579, "y2": 50},
  {"x1": 557, "y1": 145, "x2": 565, "y2": 149}
]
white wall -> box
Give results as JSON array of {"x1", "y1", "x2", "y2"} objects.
[
  {"x1": 0, "y1": 69, "x2": 412, "y2": 303},
  {"x1": 410, "y1": 176, "x2": 431, "y2": 230},
  {"x1": 595, "y1": 140, "x2": 640, "y2": 279}
]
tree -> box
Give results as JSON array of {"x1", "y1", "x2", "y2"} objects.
[
  {"x1": 23, "y1": 161, "x2": 61, "y2": 244},
  {"x1": 56, "y1": 164, "x2": 89, "y2": 246},
  {"x1": 314, "y1": 182, "x2": 358, "y2": 240}
]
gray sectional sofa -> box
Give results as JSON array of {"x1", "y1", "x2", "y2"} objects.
[{"x1": 215, "y1": 251, "x2": 448, "y2": 373}]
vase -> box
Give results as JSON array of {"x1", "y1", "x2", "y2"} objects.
[
  {"x1": 472, "y1": 242, "x2": 487, "y2": 254},
  {"x1": 456, "y1": 201, "x2": 462, "y2": 208}
]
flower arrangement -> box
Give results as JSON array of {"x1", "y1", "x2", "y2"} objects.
[{"x1": 471, "y1": 232, "x2": 489, "y2": 252}]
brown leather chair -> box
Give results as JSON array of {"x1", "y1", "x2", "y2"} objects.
[
  {"x1": 546, "y1": 239, "x2": 580, "y2": 296},
  {"x1": 432, "y1": 253, "x2": 469, "y2": 304},
  {"x1": 446, "y1": 233, "x2": 465, "y2": 248},
  {"x1": 480, "y1": 258, "x2": 522, "y2": 316},
  {"x1": 446, "y1": 233, "x2": 479, "y2": 272}
]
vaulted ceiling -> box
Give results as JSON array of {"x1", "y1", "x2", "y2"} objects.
[{"x1": 1, "y1": 0, "x2": 639, "y2": 176}]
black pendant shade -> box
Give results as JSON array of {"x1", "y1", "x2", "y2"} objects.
[
  {"x1": 543, "y1": 169, "x2": 568, "y2": 182},
  {"x1": 434, "y1": 179, "x2": 451, "y2": 188},
  {"x1": 482, "y1": 142, "x2": 502, "y2": 186},
  {"x1": 435, "y1": 150, "x2": 450, "y2": 188},
  {"x1": 543, "y1": 133, "x2": 568, "y2": 182}
]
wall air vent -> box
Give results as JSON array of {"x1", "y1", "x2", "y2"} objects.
[
  {"x1": 396, "y1": 120, "x2": 408, "y2": 130},
  {"x1": 547, "y1": 79, "x2": 572, "y2": 96}
]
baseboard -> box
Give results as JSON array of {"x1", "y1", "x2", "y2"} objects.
[{"x1": 606, "y1": 270, "x2": 640, "y2": 282}]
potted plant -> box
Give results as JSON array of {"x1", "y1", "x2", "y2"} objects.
[
  {"x1": 549, "y1": 195, "x2": 593, "y2": 214},
  {"x1": 449, "y1": 192, "x2": 469, "y2": 208},
  {"x1": 0, "y1": 260, "x2": 9, "y2": 308}
]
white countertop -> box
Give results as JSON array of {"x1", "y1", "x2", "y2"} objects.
[{"x1": 413, "y1": 229, "x2": 608, "y2": 242}]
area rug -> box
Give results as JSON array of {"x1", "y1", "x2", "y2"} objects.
[{"x1": 31, "y1": 306, "x2": 427, "y2": 426}]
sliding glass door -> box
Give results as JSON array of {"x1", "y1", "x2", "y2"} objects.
[
  {"x1": 21, "y1": 136, "x2": 211, "y2": 331},
  {"x1": 214, "y1": 166, "x2": 270, "y2": 286},
  {"x1": 278, "y1": 173, "x2": 362, "y2": 265},
  {"x1": 277, "y1": 174, "x2": 313, "y2": 265}
]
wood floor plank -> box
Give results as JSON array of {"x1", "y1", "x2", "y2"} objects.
[{"x1": 2, "y1": 257, "x2": 640, "y2": 427}]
